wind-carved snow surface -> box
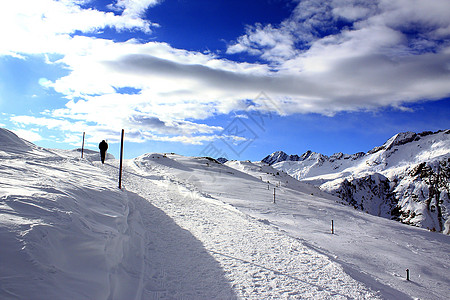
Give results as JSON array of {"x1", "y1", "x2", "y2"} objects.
[
  {"x1": 1, "y1": 128, "x2": 449, "y2": 299},
  {"x1": 269, "y1": 130, "x2": 450, "y2": 233},
  {"x1": 0, "y1": 129, "x2": 146, "y2": 299}
]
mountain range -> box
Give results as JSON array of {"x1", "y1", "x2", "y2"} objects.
[{"x1": 262, "y1": 130, "x2": 450, "y2": 233}]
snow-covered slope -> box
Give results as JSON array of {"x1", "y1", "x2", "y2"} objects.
[
  {"x1": 0, "y1": 130, "x2": 143, "y2": 299},
  {"x1": 270, "y1": 130, "x2": 450, "y2": 233},
  {"x1": 0, "y1": 128, "x2": 57, "y2": 158},
  {"x1": 128, "y1": 152, "x2": 450, "y2": 300},
  {"x1": 1, "y1": 128, "x2": 450, "y2": 299},
  {"x1": 224, "y1": 159, "x2": 331, "y2": 198}
]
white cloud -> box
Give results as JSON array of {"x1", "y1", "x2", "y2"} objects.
[
  {"x1": 111, "y1": 0, "x2": 161, "y2": 18},
  {"x1": 38, "y1": 78, "x2": 53, "y2": 89},
  {"x1": 11, "y1": 115, "x2": 86, "y2": 133},
  {"x1": 226, "y1": 23, "x2": 297, "y2": 62},
  {"x1": 228, "y1": 0, "x2": 450, "y2": 61},
  {"x1": 226, "y1": 0, "x2": 450, "y2": 110},
  {"x1": 0, "y1": 0, "x2": 156, "y2": 56},
  {"x1": 2, "y1": 0, "x2": 450, "y2": 146},
  {"x1": 12, "y1": 128, "x2": 43, "y2": 142}
]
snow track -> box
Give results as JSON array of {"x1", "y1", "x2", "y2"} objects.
[{"x1": 101, "y1": 159, "x2": 380, "y2": 299}]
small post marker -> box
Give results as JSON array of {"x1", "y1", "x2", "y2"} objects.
[
  {"x1": 406, "y1": 269, "x2": 410, "y2": 281},
  {"x1": 273, "y1": 188, "x2": 276, "y2": 203},
  {"x1": 331, "y1": 220, "x2": 334, "y2": 234},
  {"x1": 81, "y1": 132, "x2": 85, "y2": 158},
  {"x1": 118, "y1": 129, "x2": 124, "y2": 189}
]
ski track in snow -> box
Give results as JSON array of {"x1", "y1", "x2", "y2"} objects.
[{"x1": 100, "y1": 160, "x2": 380, "y2": 299}]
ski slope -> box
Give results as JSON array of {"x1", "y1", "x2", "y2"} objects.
[{"x1": 1, "y1": 128, "x2": 449, "y2": 299}]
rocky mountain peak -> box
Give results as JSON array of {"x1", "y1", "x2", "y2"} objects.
[
  {"x1": 261, "y1": 151, "x2": 289, "y2": 165},
  {"x1": 262, "y1": 150, "x2": 326, "y2": 165}
]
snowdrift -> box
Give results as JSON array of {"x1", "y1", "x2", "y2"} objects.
[{"x1": 0, "y1": 129, "x2": 144, "y2": 299}]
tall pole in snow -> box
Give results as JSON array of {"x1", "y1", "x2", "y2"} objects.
[
  {"x1": 81, "y1": 132, "x2": 85, "y2": 158},
  {"x1": 118, "y1": 129, "x2": 124, "y2": 189},
  {"x1": 331, "y1": 220, "x2": 334, "y2": 234},
  {"x1": 273, "y1": 188, "x2": 276, "y2": 203}
]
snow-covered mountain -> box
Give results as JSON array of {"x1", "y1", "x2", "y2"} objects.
[
  {"x1": 261, "y1": 150, "x2": 328, "y2": 165},
  {"x1": 1, "y1": 127, "x2": 450, "y2": 299},
  {"x1": 266, "y1": 130, "x2": 450, "y2": 233}
]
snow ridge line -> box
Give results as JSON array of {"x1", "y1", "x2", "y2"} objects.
[
  {"x1": 90, "y1": 162, "x2": 148, "y2": 300},
  {"x1": 118, "y1": 189, "x2": 147, "y2": 300}
]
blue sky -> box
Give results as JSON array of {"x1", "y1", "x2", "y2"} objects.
[{"x1": 1, "y1": 0, "x2": 449, "y2": 160}]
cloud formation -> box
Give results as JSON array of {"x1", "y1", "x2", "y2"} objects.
[
  {"x1": 2, "y1": 0, "x2": 450, "y2": 145},
  {"x1": 111, "y1": 0, "x2": 161, "y2": 18}
]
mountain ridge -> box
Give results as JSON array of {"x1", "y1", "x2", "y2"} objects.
[
  {"x1": 264, "y1": 130, "x2": 450, "y2": 233},
  {"x1": 263, "y1": 130, "x2": 449, "y2": 166}
]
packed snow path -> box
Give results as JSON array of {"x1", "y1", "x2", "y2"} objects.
[{"x1": 101, "y1": 159, "x2": 380, "y2": 299}]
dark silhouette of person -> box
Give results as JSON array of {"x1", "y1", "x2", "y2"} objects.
[{"x1": 99, "y1": 140, "x2": 108, "y2": 164}]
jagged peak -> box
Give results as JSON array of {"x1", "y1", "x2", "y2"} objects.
[
  {"x1": 262, "y1": 151, "x2": 288, "y2": 165},
  {"x1": 217, "y1": 157, "x2": 228, "y2": 164},
  {"x1": 263, "y1": 130, "x2": 448, "y2": 166},
  {"x1": 384, "y1": 132, "x2": 417, "y2": 150},
  {"x1": 271, "y1": 150, "x2": 288, "y2": 157},
  {"x1": 368, "y1": 130, "x2": 447, "y2": 154},
  {"x1": 300, "y1": 150, "x2": 327, "y2": 161},
  {"x1": 262, "y1": 150, "x2": 327, "y2": 165},
  {"x1": 300, "y1": 150, "x2": 313, "y2": 160}
]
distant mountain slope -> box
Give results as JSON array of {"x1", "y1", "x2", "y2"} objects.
[
  {"x1": 261, "y1": 150, "x2": 326, "y2": 165},
  {"x1": 266, "y1": 130, "x2": 450, "y2": 233}
]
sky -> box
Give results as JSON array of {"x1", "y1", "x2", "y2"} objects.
[{"x1": 0, "y1": 0, "x2": 449, "y2": 161}]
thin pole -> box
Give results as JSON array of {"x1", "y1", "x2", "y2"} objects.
[
  {"x1": 406, "y1": 269, "x2": 410, "y2": 281},
  {"x1": 81, "y1": 132, "x2": 85, "y2": 158},
  {"x1": 118, "y1": 129, "x2": 124, "y2": 189},
  {"x1": 273, "y1": 188, "x2": 276, "y2": 203},
  {"x1": 331, "y1": 220, "x2": 334, "y2": 234}
]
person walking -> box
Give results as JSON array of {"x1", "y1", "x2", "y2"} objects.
[{"x1": 99, "y1": 140, "x2": 108, "y2": 164}]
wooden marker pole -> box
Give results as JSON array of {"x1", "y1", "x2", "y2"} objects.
[
  {"x1": 118, "y1": 129, "x2": 124, "y2": 189},
  {"x1": 273, "y1": 188, "x2": 276, "y2": 203},
  {"x1": 331, "y1": 220, "x2": 334, "y2": 234},
  {"x1": 81, "y1": 132, "x2": 85, "y2": 158},
  {"x1": 406, "y1": 269, "x2": 410, "y2": 281}
]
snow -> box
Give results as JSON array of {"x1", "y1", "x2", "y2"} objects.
[
  {"x1": 272, "y1": 130, "x2": 450, "y2": 231},
  {"x1": 274, "y1": 131, "x2": 450, "y2": 183},
  {"x1": 1, "y1": 128, "x2": 449, "y2": 299}
]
